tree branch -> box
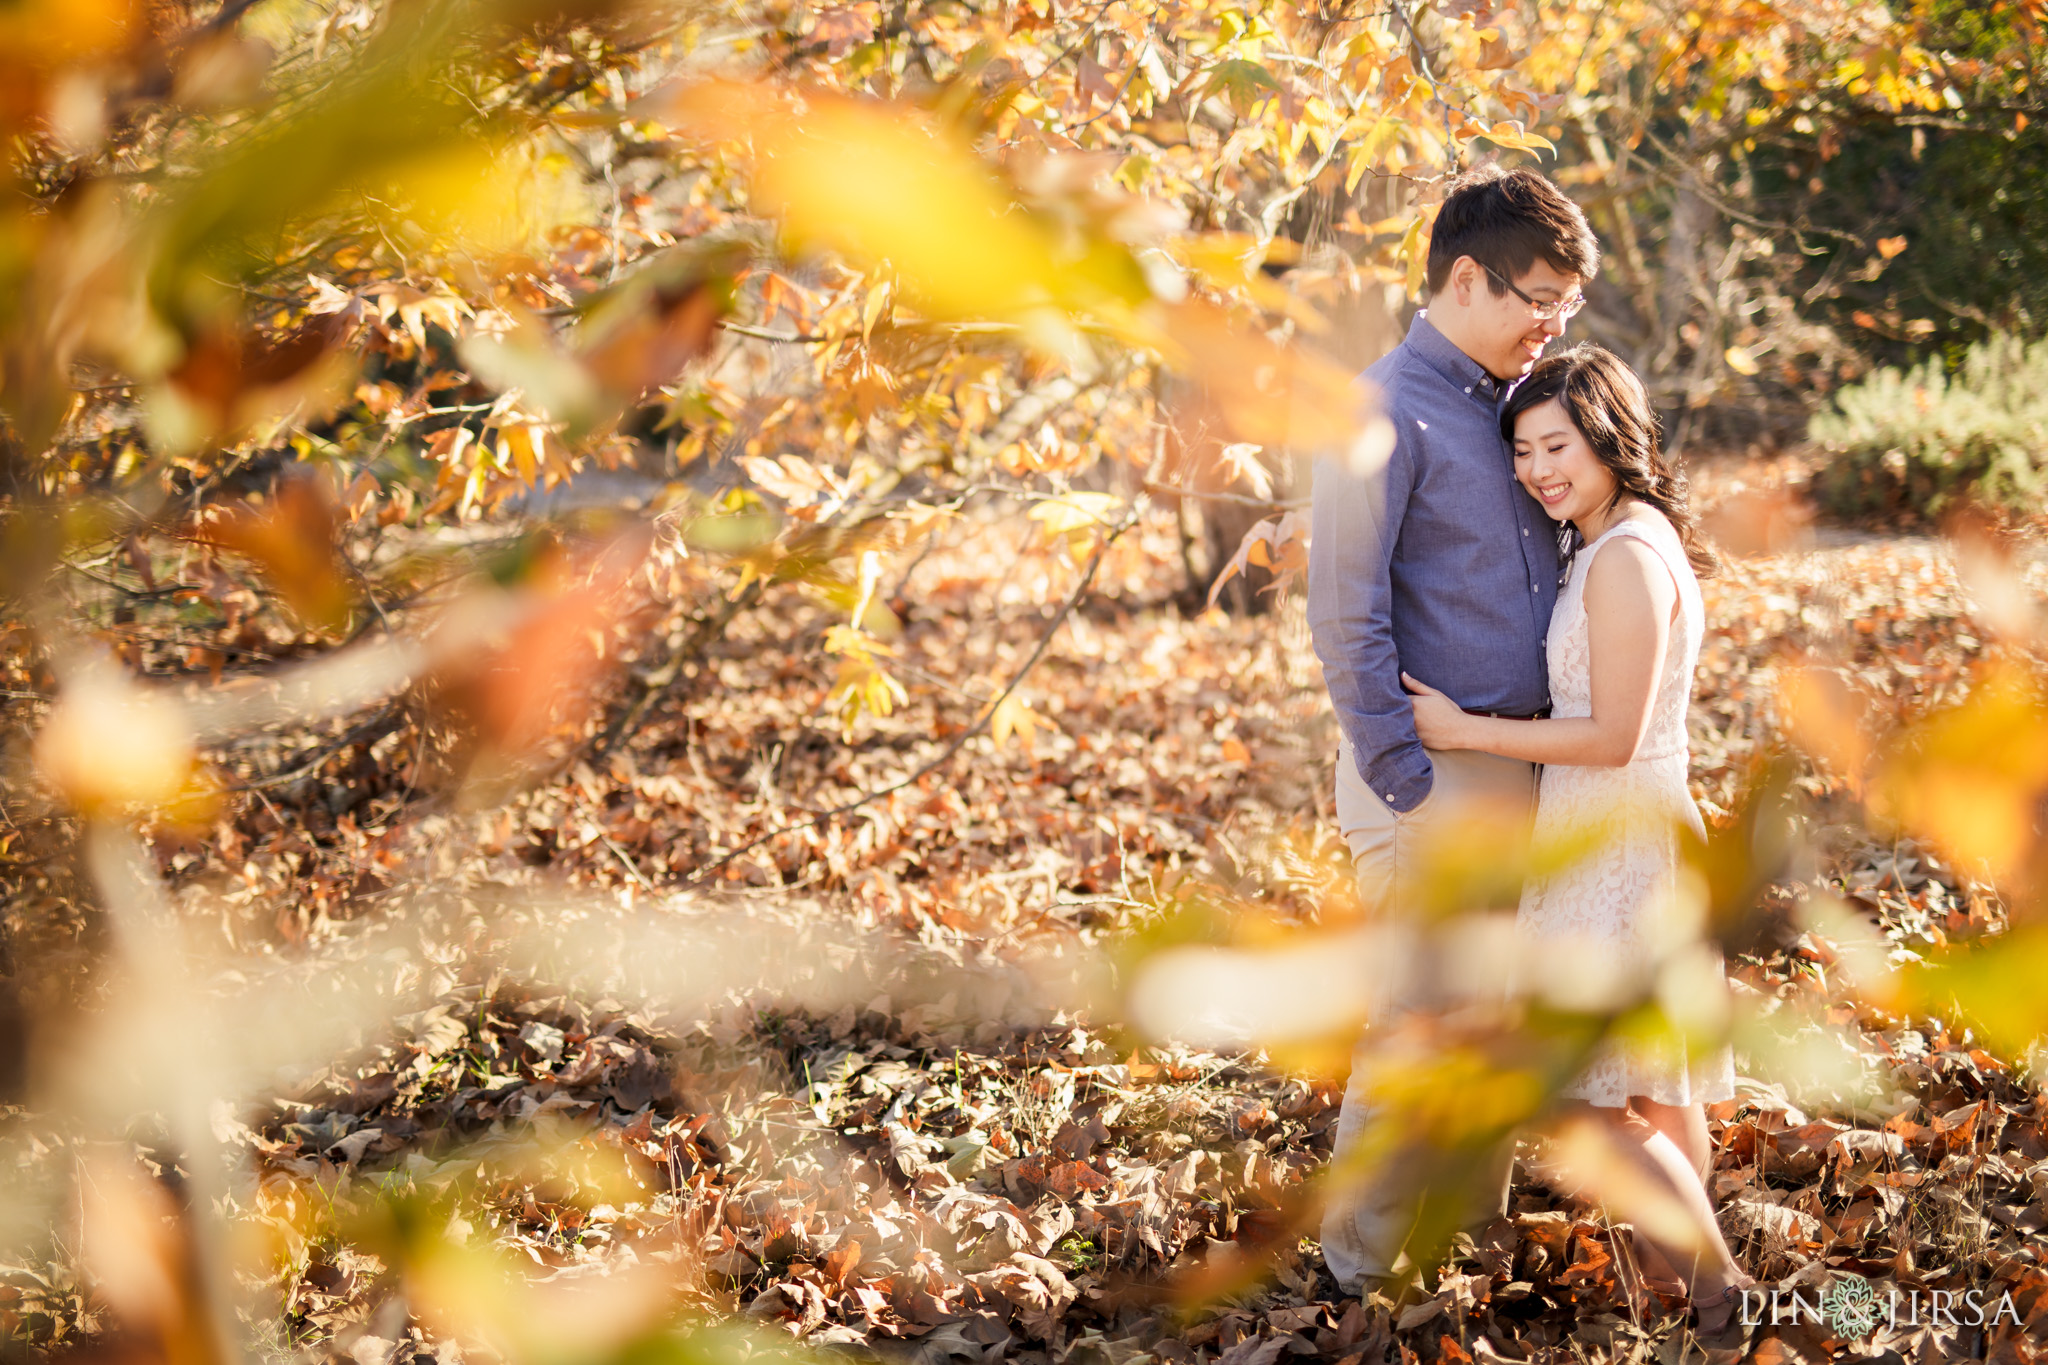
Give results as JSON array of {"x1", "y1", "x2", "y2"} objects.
[
  {"x1": 1143, "y1": 480, "x2": 1307, "y2": 509},
  {"x1": 222, "y1": 705, "x2": 404, "y2": 793},
  {"x1": 1066, "y1": 42, "x2": 1152, "y2": 134}
]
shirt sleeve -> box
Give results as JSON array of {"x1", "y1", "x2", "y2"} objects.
[{"x1": 1306, "y1": 412, "x2": 1433, "y2": 814}]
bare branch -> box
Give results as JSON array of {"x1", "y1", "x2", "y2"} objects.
[{"x1": 1143, "y1": 480, "x2": 1307, "y2": 509}]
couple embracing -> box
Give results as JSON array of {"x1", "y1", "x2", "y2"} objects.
[{"x1": 1307, "y1": 166, "x2": 1754, "y2": 1332}]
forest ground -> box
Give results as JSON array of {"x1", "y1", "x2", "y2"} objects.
[{"x1": 5, "y1": 451, "x2": 2048, "y2": 1365}]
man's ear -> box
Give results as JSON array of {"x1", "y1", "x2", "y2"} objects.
[{"x1": 1445, "y1": 255, "x2": 1480, "y2": 307}]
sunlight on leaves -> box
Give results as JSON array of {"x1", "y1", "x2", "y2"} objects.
[
  {"x1": 33, "y1": 656, "x2": 199, "y2": 817},
  {"x1": 1028, "y1": 492, "x2": 1122, "y2": 563},
  {"x1": 1872, "y1": 662, "x2": 2048, "y2": 888},
  {"x1": 666, "y1": 83, "x2": 1147, "y2": 331},
  {"x1": 1777, "y1": 663, "x2": 1874, "y2": 796},
  {"x1": 1901, "y1": 924, "x2": 2048, "y2": 1061}
]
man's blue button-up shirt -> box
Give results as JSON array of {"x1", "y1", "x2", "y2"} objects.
[{"x1": 1307, "y1": 313, "x2": 1560, "y2": 814}]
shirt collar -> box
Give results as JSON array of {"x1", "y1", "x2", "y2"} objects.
[{"x1": 1406, "y1": 311, "x2": 1505, "y2": 403}]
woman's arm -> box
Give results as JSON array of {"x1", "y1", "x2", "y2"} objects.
[{"x1": 1404, "y1": 535, "x2": 1676, "y2": 767}]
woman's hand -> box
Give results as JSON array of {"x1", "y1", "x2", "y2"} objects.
[{"x1": 1401, "y1": 672, "x2": 1469, "y2": 751}]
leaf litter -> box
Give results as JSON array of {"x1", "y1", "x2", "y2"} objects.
[{"x1": 8, "y1": 465, "x2": 2048, "y2": 1365}]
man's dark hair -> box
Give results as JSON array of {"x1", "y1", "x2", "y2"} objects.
[{"x1": 1425, "y1": 164, "x2": 1599, "y2": 297}]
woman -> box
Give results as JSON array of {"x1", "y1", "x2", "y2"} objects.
[{"x1": 1402, "y1": 344, "x2": 1754, "y2": 1330}]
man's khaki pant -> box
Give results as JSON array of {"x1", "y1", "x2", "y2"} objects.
[{"x1": 1321, "y1": 741, "x2": 1538, "y2": 1293}]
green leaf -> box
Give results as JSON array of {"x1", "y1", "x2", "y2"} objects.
[{"x1": 1202, "y1": 58, "x2": 1281, "y2": 117}]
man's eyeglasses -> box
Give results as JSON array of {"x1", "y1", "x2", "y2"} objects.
[{"x1": 1483, "y1": 263, "x2": 1587, "y2": 322}]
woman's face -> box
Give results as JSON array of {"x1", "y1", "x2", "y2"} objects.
[{"x1": 1512, "y1": 398, "x2": 1620, "y2": 530}]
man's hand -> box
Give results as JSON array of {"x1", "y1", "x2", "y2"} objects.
[{"x1": 1401, "y1": 672, "x2": 1469, "y2": 751}]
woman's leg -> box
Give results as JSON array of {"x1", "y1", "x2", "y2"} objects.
[
  {"x1": 1612, "y1": 1105, "x2": 1745, "y2": 1292},
  {"x1": 1621, "y1": 1105, "x2": 1706, "y2": 1292},
  {"x1": 1634, "y1": 1097, "x2": 1713, "y2": 1183},
  {"x1": 1550, "y1": 1101, "x2": 1748, "y2": 1302},
  {"x1": 1627, "y1": 1097, "x2": 1752, "y2": 1330}
]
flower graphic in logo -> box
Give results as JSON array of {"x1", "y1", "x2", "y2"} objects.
[{"x1": 1821, "y1": 1272, "x2": 1880, "y2": 1337}]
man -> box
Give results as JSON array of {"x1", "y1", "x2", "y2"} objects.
[{"x1": 1307, "y1": 164, "x2": 1600, "y2": 1294}]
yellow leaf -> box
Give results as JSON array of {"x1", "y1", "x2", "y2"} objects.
[
  {"x1": 1400, "y1": 214, "x2": 1428, "y2": 301},
  {"x1": 666, "y1": 83, "x2": 1147, "y2": 326},
  {"x1": 892, "y1": 500, "x2": 957, "y2": 543},
  {"x1": 500, "y1": 423, "x2": 544, "y2": 486},
  {"x1": 1027, "y1": 492, "x2": 1122, "y2": 538},
  {"x1": 1901, "y1": 925, "x2": 2048, "y2": 1059},
  {"x1": 726, "y1": 548, "x2": 777, "y2": 600},
  {"x1": 459, "y1": 461, "x2": 489, "y2": 520},
  {"x1": 1872, "y1": 662, "x2": 2048, "y2": 884},
  {"x1": 822, "y1": 623, "x2": 895, "y2": 658},
  {"x1": 862, "y1": 277, "x2": 892, "y2": 341},
  {"x1": 988, "y1": 692, "x2": 1057, "y2": 755},
  {"x1": 1909, "y1": 770, "x2": 2030, "y2": 883},
  {"x1": 1170, "y1": 232, "x2": 1276, "y2": 289},
  {"x1": 1723, "y1": 345, "x2": 1761, "y2": 376},
  {"x1": 826, "y1": 655, "x2": 907, "y2": 737},
  {"x1": 1344, "y1": 114, "x2": 1407, "y2": 191},
  {"x1": 1207, "y1": 509, "x2": 1311, "y2": 610},
  {"x1": 739, "y1": 452, "x2": 846, "y2": 519},
  {"x1": 1473, "y1": 120, "x2": 1557, "y2": 154},
  {"x1": 343, "y1": 470, "x2": 381, "y2": 524},
  {"x1": 1213, "y1": 442, "x2": 1273, "y2": 498}
]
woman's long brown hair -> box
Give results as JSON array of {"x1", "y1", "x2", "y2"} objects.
[{"x1": 1500, "y1": 343, "x2": 1720, "y2": 577}]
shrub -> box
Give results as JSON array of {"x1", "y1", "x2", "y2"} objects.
[{"x1": 1811, "y1": 332, "x2": 2048, "y2": 520}]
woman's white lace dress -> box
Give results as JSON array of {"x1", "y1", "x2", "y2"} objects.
[{"x1": 1517, "y1": 512, "x2": 1736, "y2": 1109}]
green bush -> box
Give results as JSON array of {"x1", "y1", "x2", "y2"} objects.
[{"x1": 1812, "y1": 332, "x2": 2048, "y2": 520}]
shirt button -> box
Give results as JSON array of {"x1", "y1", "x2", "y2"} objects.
[
  {"x1": 1522, "y1": 528, "x2": 1529, "y2": 536},
  {"x1": 1385, "y1": 792, "x2": 1396, "y2": 802},
  {"x1": 1531, "y1": 584, "x2": 1539, "y2": 592},
  {"x1": 1464, "y1": 386, "x2": 1472, "y2": 393}
]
